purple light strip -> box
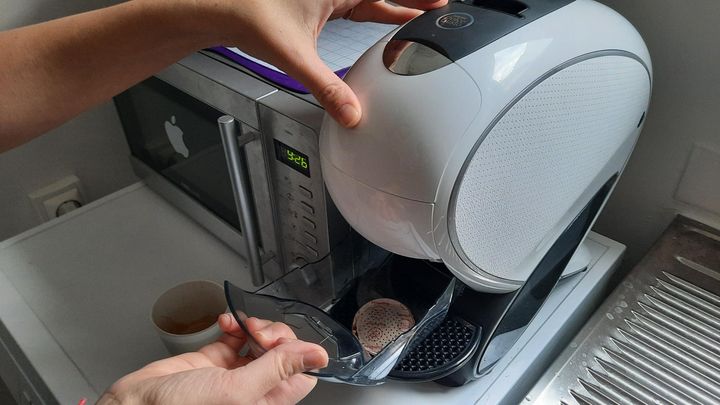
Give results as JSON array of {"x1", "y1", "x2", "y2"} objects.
[{"x1": 208, "y1": 47, "x2": 351, "y2": 94}]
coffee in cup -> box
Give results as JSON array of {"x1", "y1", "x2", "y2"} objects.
[{"x1": 151, "y1": 280, "x2": 226, "y2": 354}]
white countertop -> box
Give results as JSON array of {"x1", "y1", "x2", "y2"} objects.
[
  {"x1": 0, "y1": 183, "x2": 255, "y2": 404},
  {"x1": 0, "y1": 183, "x2": 624, "y2": 404}
]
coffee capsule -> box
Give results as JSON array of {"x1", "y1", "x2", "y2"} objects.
[{"x1": 352, "y1": 298, "x2": 415, "y2": 356}]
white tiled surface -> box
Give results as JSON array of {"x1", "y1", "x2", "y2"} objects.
[
  {"x1": 317, "y1": 20, "x2": 397, "y2": 71},
  {"x1": 225, "y1": 20, "x2": 397, "y2": 73}
]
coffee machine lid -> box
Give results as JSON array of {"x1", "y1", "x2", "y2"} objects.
[
  {"x1": 320, "y1": 0, "x2": 651, "y2": 292},
  {"x1": 223, "y1": 277, "x2": 457, "y2": 385}
]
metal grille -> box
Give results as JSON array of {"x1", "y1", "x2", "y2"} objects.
[
  {"x1": 570, "y1": 271, "x2": 720, "y2": 405},
  {"x1": 391, "y1": 317, "x2": 476, "y2": 376},
  {"x1": 526, "y1": 217, "x2": 720, "y2": 405}
]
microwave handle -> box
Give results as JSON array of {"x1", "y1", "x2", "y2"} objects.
[{"x1": 218, "y1": 115, "x2": 265, "y2": 286}]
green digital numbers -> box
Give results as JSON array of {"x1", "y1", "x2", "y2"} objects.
[
  {"x1": 286, "y1": 150, "x2": 308, "y2": 169},
  {"x1": 275, "y1": 139, "x2": 310, "y2": 177}
]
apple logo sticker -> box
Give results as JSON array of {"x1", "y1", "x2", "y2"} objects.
[{"x1": 164, "y1": 115, "x2": 189, "y2": 158}]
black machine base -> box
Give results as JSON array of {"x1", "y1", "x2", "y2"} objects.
[{"x1": 360, "y1": 175, "x2": 618, "y2": 386}]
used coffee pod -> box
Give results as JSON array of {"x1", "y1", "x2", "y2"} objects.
[{"x1": 352, "y1": 298, "x2": 415, "y2": 356}]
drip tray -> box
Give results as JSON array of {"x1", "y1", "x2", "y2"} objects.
[
  {"x1": 390, "y1": 316, "x2": 479, "y2": 380},
  {"x1": 526, "y1": 216, "x2": 720, "y2": 404}
]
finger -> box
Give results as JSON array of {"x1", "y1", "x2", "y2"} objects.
[
  {"x1": 282, "y1": 51, "x2": 362, "y2": 128},
  {"x1": 237, "y1": 317, "x2": 276, "y2": 358},
  {"x1": 392, "y1": 0, "x2": 449, "y2": 10},
  {"x1": 228, "y1": 339, "x2": 328, "y2": 400},
  {"x1": 218, "y1": 313, "x2": 246, "y2": 339},
  {"x1": 218, "y1": 313, "x2": 242, "y2": 334},
  {"x1": 262, "y1": 373, "x2": 318, "y2": 405},
  {"x1": 229, "y1": 316, "x2": 285, "y2": 343},
  {"x1": 216, "y1": 330, "x2": 246, "y2": 351},
  {"x1": 216, "y1": 314, "x2": 248, "y2": 354},
  {"x1": 195, "y1": 318, "x2": 247, "y2": 368},
  {"x1": 196, "y1": 338, "x2": 245, "y2": 369},
  {"x1": 351, "y1": 2, "x2": 423, "y2": 24},
  {"x1": 244, "y1": 316, "x2": 273, "y2": 332},
  {"x1": 253, "y1": 321, "x2": 298, "y2": 347},
  {"x1": 246, "y1": 317, "x2": 298, "y2": 345},
  {"x1": 245, "y1": 318, "x2": 302, "y2": 360},
  {"x1": 382, "y1": 38, "x2": 412, "y2": 68}
]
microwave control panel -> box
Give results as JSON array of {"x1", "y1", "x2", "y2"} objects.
[{"x1": 258, "y1": 105, "x2": 331, "y2": 268}]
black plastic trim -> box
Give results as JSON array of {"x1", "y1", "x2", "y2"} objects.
[
  {"x1": 390, "y1": 0, "x2": 574, "y2": 62},
  {"x1": 438, "y1": 174, "x2": 619, "y2": 386}
]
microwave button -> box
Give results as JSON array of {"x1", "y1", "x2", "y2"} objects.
[
  {"x1": 302, "y1": 216, "x2": 316, "y2": 230},
  {"x1": 299, "y1": 201, "x2": 315, "y2": 215},
  {"x1": 298, "y1": 185, "x2": 313, "y2": 200}
]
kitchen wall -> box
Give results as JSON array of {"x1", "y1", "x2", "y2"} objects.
[
  {"x1": 0, "y1": 0, "x2": 137, "y2": 241},
  {"x1": 594, "y1": 0, "x2": 720, "y2": 269}
]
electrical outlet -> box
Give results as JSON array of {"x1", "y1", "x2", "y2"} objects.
[{"x1": 28, "y1": 175, "x2": 86, "y2": 221}]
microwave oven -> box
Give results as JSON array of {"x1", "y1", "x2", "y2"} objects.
[{"x1": 114, "y1": 52, "x2": 378, "y2": 302}]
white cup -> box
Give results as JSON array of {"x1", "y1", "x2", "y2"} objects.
[{"x1": 151, "y1": 280, "x2": 226, "y2": 355}]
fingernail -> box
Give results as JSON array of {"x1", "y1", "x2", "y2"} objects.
[
  {"x1": 303, "y1": 350, "x2": 327, "y2": 370},
  {"x1": 337, "y1": 104, "x2": 360, "y2": 127}
]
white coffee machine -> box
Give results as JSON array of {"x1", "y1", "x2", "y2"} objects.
[{"x1": 226, "y1": 0, "x2": 651, "y2": 388}]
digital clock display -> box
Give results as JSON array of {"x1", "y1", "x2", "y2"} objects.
[{"x1": 274, "y1": 140, "x2": 310, "y2": 177}]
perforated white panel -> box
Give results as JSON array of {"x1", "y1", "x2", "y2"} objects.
[{"x1": 453, "y1": 56, "x2": 650, "y2": 281}]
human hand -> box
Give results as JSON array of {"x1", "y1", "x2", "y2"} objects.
[
  {"x1": 98, "y1": 314, "x2": 328, "y2": 405},
  {"x1": 196, "y1": 0, "x2": 448, "y2": 127}
]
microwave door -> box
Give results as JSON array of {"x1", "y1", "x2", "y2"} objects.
[
  {"x1": 115, "y1": 77, "x2": 282, "y2": 287},
  {"x1": 163, "y1": 145, "x2": 239, "y2": 230}
]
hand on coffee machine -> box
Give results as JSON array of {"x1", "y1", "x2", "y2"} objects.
[
  {"x1": 97, "y1": 315, "x2": 328, "y2": 405},
  {"x1": 210, "y1": 0, "x2": 449, "y2": 128}
]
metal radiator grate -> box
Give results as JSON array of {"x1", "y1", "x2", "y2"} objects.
[
  {"x1": 570, "y1": 271, "x2": 720, "y2": 405},
  {"x1": 526, "y1": 217, "x2": 720, "y2": 405}
]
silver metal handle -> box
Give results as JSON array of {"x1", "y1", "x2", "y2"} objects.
[{"x1": 218, "y1": 115, "x2": 264, "y2": 286}]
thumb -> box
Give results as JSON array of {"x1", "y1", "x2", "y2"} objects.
[
  {"x1": 229, "y1": 339, "x2": 328, "y2": 400},
  {"x1": 285, "y1": 52, "x2": 362, "y2": 128}
]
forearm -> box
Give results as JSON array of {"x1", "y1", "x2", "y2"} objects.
[
  {"x1": 0, "y1": 0, "x2": 221, "y2": 152},
  {"x1": 0, "y1": 0, "x2": 445, "y2": 152}
]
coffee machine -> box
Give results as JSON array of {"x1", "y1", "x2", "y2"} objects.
[{"x1": 223, "y1": 0, "x2": 651, "y2": 387}]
